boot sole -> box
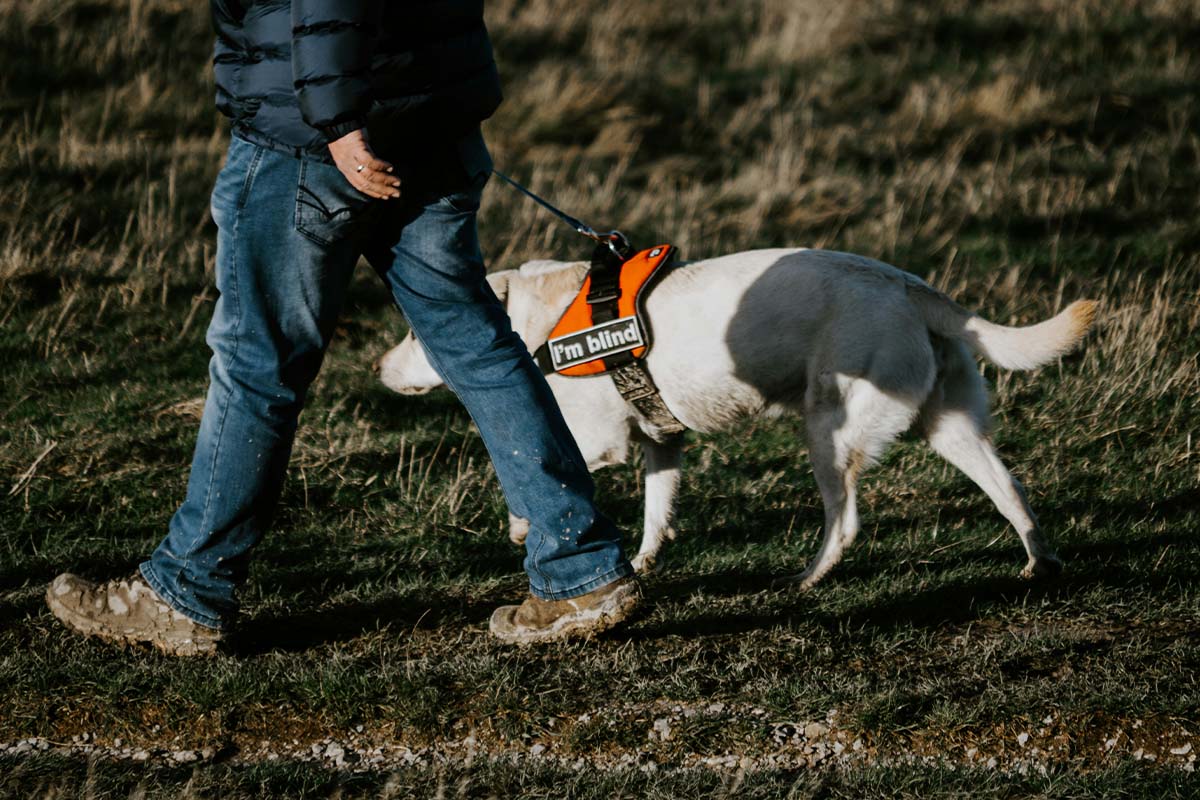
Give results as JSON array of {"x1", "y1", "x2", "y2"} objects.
[
  {"x1": 45, "y1": 586, "x2": 222, "y2": 657},
  {"x1": 490, "y1": 581, "x2": 642, "y2": 645}
]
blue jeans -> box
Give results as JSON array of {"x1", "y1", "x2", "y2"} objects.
[{"x1": 140, "y1": 134, "x2": 632, "y2": 629}]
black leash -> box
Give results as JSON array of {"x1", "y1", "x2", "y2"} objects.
[{"x1": 491, "y1": 169, "x2": 630, "y2": 258}]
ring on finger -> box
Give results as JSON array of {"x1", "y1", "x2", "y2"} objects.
[{"x1": 356, "y1": 164, "x2": 365, "y2": 173}]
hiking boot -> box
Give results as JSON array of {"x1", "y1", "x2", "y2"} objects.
[
  {"x1": 489, "y1": 576, "x2": 642, "y2": 645},
  {"x1": 45, "y1": 572, "x2": 224, "y2": 656}
]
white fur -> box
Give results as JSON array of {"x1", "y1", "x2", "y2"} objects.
[{"x1": 377, "y1": 248, "x2": 1095, "y2": 585}]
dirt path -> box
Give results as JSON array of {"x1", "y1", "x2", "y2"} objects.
[{"x1": 4, "y1": 701, "x2": 1195, "y2": 777}]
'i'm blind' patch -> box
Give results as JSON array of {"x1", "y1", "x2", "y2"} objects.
[{"x1": 546, "y1": 316, "x2": 646, "y2": 371}]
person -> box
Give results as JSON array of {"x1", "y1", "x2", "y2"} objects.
[{"x1": 44, "y1": 0, "x2": 641, "y2": 655}]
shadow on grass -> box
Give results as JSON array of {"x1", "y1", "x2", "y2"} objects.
[
  {"x1": 630, "y1": 524, "x2": 1198, "y2": 643},
  {"x1": 9, "y1": 487, "x2": 1193, "y2": 652},
  {"x1": 231, "y1": 587, "x2": 506, "y2": 656}
]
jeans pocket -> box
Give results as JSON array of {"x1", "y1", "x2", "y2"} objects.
[
  {"x1": 294, "y1": 159, "x2": 376, "y2": 246},
  {"x1": 211, "y1": 137, "x2": 263, "y2": 230}
]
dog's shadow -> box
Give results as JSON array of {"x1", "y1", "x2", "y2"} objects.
[
  {"x1": 233, "y1": 480, "x2": 1197, "y2": 653},
  {"x1": 223, "y1": 522, "x2": 1194, "y2": 656},
  {"x1": 629, "y1": 524, "x2": 1196, "y2": 642}
]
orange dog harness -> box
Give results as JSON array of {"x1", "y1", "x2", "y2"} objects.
[
  {"x1": 535, "y1": 245, "x2": 674, "y2": 375},
  {"x1": 532, "y1": 244, "x2": 687, "y2": 440}
]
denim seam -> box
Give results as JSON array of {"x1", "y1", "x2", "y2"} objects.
[
  {"x1": 236, "y1": 145, "x2": 264, "y2": 210},
  {"x1": 528, "y1": 563, "x2": 634, "y2": 602},
  {"x1": 192, "y1": 153, "x2": 254, "y2": 550},
  {"x1": 139, "y1": 562, "x2": 225, "y2": 629}
]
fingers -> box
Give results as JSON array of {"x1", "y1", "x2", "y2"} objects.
[
  {"x1": 349, "y1": 155, "x2": 401, "y2": 200},
  {"x1": 327, "y1": 129, "x2": 402, "y2": 199}
]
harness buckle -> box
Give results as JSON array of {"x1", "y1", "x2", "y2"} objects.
[{"x1": 586, "y1": 287, "x2": 621, "y2": 304}]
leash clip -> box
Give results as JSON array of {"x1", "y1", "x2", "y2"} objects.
[{"x1": 577, "y1": 227, "x2": 632, "y2": 261}]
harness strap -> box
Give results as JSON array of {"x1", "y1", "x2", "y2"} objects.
[
  {"x1": 585, "y1": 239, "x2": 628, "y2": 324},
  {"x1": 610, "y1": 361, "x2": 687, "y2": 441},
  {"x1": 532, "y1": 345, "x2": 685, "y2": 441}
]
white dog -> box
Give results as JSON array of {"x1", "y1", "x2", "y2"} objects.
[{"x1": 377, "y1": 248, "x2": 1096, "y2": 587}]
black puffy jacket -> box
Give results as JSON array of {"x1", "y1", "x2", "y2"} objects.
[{"x1": 211, "y1": 0, "x2": 503, "y2": 159}]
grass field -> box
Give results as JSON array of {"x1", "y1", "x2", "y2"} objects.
[{"x1": 2, "y1": 0, "x2": 1199, "y2": 797}]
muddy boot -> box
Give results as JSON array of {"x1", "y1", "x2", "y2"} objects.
[
  {"x1": 489, "y1": 576, "x2": 642, "y2": 645},
  {"x1": 45, "y1": 572, "x2": 225, "y2": 656}
]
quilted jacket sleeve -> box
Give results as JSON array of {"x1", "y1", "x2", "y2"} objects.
[{"x1": 290, "y1": 0, "x2": 383, "y2": 141}]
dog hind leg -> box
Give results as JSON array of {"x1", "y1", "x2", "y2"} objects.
[
  {"x1": 632, "y1": 438, "x2": 684, "y2": 573},
  {"x1": 920, "y1": 341, "x2": 1062, "y2": 578},
  {"x1": 784, "y1": 375, "x2": 919, "y2": 590}
]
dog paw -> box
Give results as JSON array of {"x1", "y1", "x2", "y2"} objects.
[
  {"x1": 771, "y1": 571, "x2": 821, "y2": 592},
  {"x1": 631, "y1": 553, "x2": 658, "y2": 574},
  {"x1": 508, "y1": 515, "x2": 530, "y2": 546},
  {"x1": 1020, "y1": 554, "x2": 1064, "y2": 580}
]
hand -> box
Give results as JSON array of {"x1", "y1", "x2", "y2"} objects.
[{"x1": 327, "y1": 128, "x2": 401, "y2": 200}]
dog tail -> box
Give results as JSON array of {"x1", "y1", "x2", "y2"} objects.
[{"x1": 907, "y1": 279, "x2": 1098, "y2": 371}]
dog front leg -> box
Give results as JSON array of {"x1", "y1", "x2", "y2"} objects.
[
  {"x1": 631, "y1": 438, "x2": 684, "y2": 573},
  {"x1": 508, "y1": 512, "x2": 530, "y2": 545}
]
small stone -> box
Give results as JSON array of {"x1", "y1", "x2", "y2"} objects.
[
  {"x1": 1171, "y1": 743, "x2": 1193, "y2": 756},
  {"x1": 965, "y1": 747, "x2": 978, "y2": 760},
  {"x1": 113, "y1": 738, "x2": 123, "y2": 748},
  {"x1": 132, "y1": 750, "x2": 149, "y2": 762},
  {"x1": 325, "y1": 743, "x2": 345, "y2": 761},
  {"x1": 986, "y1": 757, "x2": 998, "y2": 769},
  {"x1": 651, "y1": 718, "x2": 672, "y2": 741},
  {"x1": 707, "y1": 702, "x2": 725, "y2": 714},
  {"x1": 172, "y1": 750, "x2": 198, "y2": 763},
  {"x1": 1105, "y1": 738, "x2": 1117, "y2": 750},
  {"x1": 852, "y1": 738, "x2": 864, "y2": 751},
  {"x1": 1132, "y1": 748, "x2": 1144, "y2": 759},
  {"x1": 355, "y1": 725, "x2": 364, "y2": 734},
  {"x1": 804, "y1": 722, "x2": 829, "y2": 740},
  {"x1": 1017, "y1": 732, "x2": 1030, "y2": 747},
  {"x1": 529, "y1": 744, "x2": 546, "y2": 757}
]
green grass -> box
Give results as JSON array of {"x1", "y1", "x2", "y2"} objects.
[{"x1": 2, "y1": 0, "x2": 1199, "y2": 796}]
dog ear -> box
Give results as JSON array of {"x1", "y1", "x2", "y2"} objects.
[{"x1": 486, "y1": 269, "x2": 515, "y2": 307}]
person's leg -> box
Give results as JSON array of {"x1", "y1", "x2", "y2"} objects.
[
  {"x1": 137, "y1": 140, "x2": 367, "y2": 628},
  {"x1": 364, "y1": 174, "x2": 634, "y2": 602}
]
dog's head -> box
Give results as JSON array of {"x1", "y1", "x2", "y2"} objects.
[{"x1": 375, "y1": 260, "x2": 587, "y2": 395}]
